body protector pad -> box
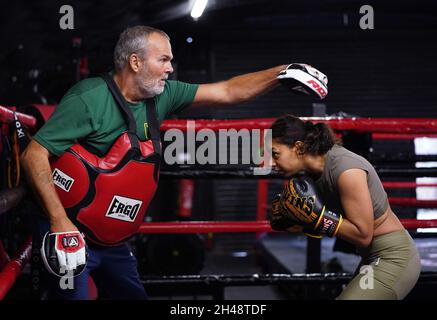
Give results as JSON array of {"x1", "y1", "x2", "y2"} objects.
[{"x1": 50, "y1": 74, "x2": 161, "y2": 246}]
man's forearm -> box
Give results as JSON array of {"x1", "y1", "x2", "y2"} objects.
[
  {"x1": 191, "y1": 64, "x2": 288, "y2": 108},
  {"x1": 21, "y1": 144, "x2": 68, "y2": 225},
  {"x1": 225, "y1": 65, "x2": 287, "y2": 104}
]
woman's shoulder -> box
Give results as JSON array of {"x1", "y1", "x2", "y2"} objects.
[{"x1": 327, "y1": 145, "x2": 372, "y2": 175}]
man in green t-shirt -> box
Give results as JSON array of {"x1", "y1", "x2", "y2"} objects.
[{"x1": 20, "y1": 25, "x2": 327, "y2": 299}]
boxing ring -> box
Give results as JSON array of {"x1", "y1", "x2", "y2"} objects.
[{"x1": 1, "y1": 104, "x2": 437, "y2": 299}]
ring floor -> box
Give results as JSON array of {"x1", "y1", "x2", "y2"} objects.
[{"x1": 149, "y1": 232, "x2": 437, "y2": 300}]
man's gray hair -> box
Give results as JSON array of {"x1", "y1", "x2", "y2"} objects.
[{"x1": 114, "y1": 26, "x2": 170, "y2": 71}]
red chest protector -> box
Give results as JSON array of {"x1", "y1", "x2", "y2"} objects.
[{"x1": 49, "y1": 73, "x2": 161, "y2": 246}]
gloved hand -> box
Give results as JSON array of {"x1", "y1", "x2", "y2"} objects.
[
  {"x1": 277, "y1": 63, "x2": 328, "y2": 99},
  {"x1": 280, "y1": 175, "x2": 343, "y2": 237},
  {"x1": 41, "y1": 231, "x2": 87, "y2": 277},
  {"x1": 270, "y1": 193, "x2": 296, "y2": 231},
  {"x1": 270, "y1": 193, "x2": 322, "y2": 238}
]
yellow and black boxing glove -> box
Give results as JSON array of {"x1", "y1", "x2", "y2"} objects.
[
  {"x1": 280, "y1": 175, "x2": 343, "y2": 237},
  {"x1": 270, "y1": 193, "x2": 322, "y2": 238},
  {"x1": 270, "y1": 194, "x2": 295, "y2": 231}
]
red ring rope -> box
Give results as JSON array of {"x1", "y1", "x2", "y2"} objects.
[{"x1": 138, "y1": 219, "x2": 437, "y2": 234}]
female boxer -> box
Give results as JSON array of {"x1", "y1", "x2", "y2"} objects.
[{"x1": 270, "y1": 114, "x2": 421, "y2": 300}]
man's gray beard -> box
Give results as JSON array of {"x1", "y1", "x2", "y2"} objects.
[
  {"x1": 139, "y1": 82, "x2": 164, "y2": 98},
  {"x1": 135, "y1": 74, "x2": 164, "y2": 99}
]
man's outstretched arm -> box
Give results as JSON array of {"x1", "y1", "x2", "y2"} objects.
[
  {"x1": 190, "y1": 63, "x2": 328, "y2": 107},
  {"x1": 190, "y1": 65, "x2": 287, "y2": 107}
]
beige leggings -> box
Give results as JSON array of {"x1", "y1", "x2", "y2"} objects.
[{"x1": 337, "y1": 230, "x2": 421, "y2": 300}]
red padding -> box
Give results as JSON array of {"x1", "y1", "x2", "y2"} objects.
[{"x1": 138, "y1": 219, "x2": 437, "y2": 234}]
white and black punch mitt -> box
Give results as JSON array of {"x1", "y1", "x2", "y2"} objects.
[
  {"x1": 277, "y1": 63, "x2": 328, "y2": 99},
  {"x1": 41, "y1": 231, "x2": 88, "y2": 278}
]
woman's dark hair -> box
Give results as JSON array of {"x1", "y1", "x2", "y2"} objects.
[{"x1": 271, "y1": 114, "x2": 337, "y2": 155}]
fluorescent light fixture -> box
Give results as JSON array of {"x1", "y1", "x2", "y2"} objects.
[
  {"x1": 417, "y1": 210, "x2": 437, "y2": 233},
  {"x1": 191, "y1": 0, "x2": 208, "y2": 19},
  {"x1": 231, "y1": 251, "x2": 248, "y2": 258},
  {"x1": 415, "y1": 137, "x2": 437, "y2": 234}
]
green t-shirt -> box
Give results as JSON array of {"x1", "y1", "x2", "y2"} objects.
[{"x1": 34, "y1": 76, "x2": 198, "y2": 157}]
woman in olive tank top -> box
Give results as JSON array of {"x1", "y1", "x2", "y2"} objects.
[{"x1": 270, "y1": 114, "x2": 421, "y2": 300}]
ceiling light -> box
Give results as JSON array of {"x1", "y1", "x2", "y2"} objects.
[{"x1": 191, "y1": 0, "x2": 208, "y2": 19}]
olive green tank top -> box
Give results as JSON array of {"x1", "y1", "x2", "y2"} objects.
[{"x1": 315, "y1": 144, "x2": 388, "y2": 219}]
